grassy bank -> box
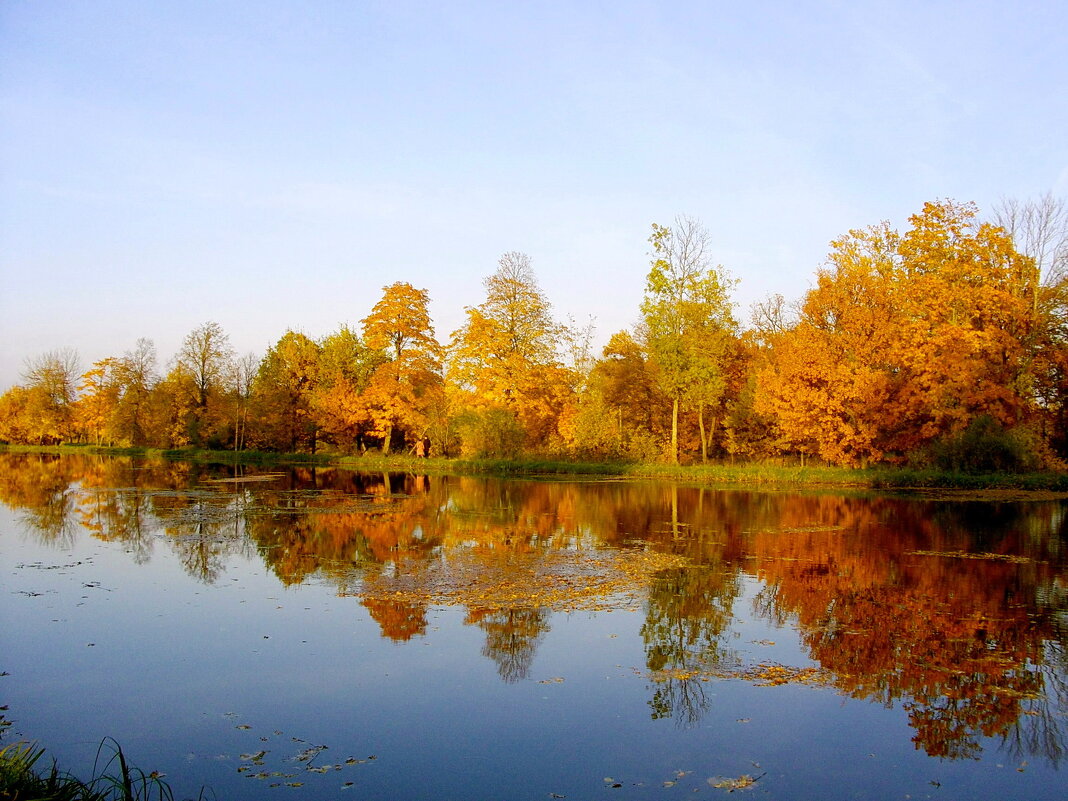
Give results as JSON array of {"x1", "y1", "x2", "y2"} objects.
[
  {"x1": 3, "y1": 443, "x2": 1068, "y2": 491},
  {"x1": 0, "y1": 739, "x2": 183, "y2": 801}
]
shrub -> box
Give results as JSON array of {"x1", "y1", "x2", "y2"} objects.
[
  {"x1": 455, "y1": 407, "x2": 525, "y2": 458},
  {"x1": 922, "y1": 416, "x2": 1038, "y2": 474}
]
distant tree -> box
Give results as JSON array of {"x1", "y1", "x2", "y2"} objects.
[
  {"x1": 448, "y1": 253, "x2": 570, "y2": 452},
  {"x1": 118, "y1": 338, "x2": 158, "y2": 444},
  {"x1": 993, "y1": 192, "x2": 1067, "y2": 288},
  {"x1": 253, "y1": 331, "x2": 322, "y2": 452},
  {"x1": 176, "y1": 321, "x2": 234, "y2": 409},
  {"x1": 0, "y1": 386, "x2": 33, "y2": 443},
  {"x1": 78, "y1": 358, "x2": 123, "y2": 445},
  {"x1": 312, "y1": 325, "x2": 385, "y2": 451},
  {"x1": 640, "y1": 216, "x2": 737, "y2": 462},
  {"x1": 230, "y1": 351, "x2": 260, "y2": 451},
  {"x1": 361, "y1": 283, "x2": 442, "y2": 454},
  {"x1": 576, "y1": 331, "x2": 667, "y2": 459},
  {"x1": 992, "y1": 193, "x2": 1068, "y2": 456},
  {"x1": 172, "y1": 322, "x2": 235, "y2": 446},
  {"x1": 21, "y1": 348, "x2": 81, "y2": 443}
]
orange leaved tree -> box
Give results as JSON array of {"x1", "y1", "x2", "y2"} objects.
[
  {"x1": 360, "y1": 282, "x2": 442, "y2": 454},
  {"x1": 757, "y1": 200, "x2": 1041, "y2": 466}
]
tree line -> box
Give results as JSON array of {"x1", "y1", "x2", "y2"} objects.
[{"x1": 3, "y1": 196, "x2": 1066, "y2": 469}]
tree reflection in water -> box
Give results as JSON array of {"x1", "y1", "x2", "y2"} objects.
[
  {"x1": 1, "y1": 452, "x2": 1066, "y2": 764},
  {"x1": 641, "y1": 566, "x2": 742, "y2": 726},
  {"x1": 466, "y1": 607, "x2": 551, "y2": 683}
]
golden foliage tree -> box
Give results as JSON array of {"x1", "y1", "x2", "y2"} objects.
[
  {"x1": 574, "y1": 331, "x2": 667, "y2": 459},
  {"x1": 448, "y1": 253, "x2": 572, "y2": 453},
  {"x1": 360, "y1": 282, "x2": 443, "y2": 454},
  {"x1": 757, "y1": 201, "x2": 1041, "y2": 466},
  {"x1": 18, "y1": 349, "x2": 81, "y2": 444},
  {"x1": 993, "y1": 193, "x2": 1068, "y2": 457},
  {"x1": 169, "y1": 321, "x2": 235, "y2": 447},
  {"x1": 252, "y1": 331, "x2": 322, "y2": 452},
  {"x1": 311, "y1": 326, "x2": 384, "y2": 451}
]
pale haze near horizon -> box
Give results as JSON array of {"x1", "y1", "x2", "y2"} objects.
[{"x1": 1, "y1": 0, "x2": 1065, "y2": 391}]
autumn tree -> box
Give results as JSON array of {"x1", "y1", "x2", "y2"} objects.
[
  {"x1": 252, "y1": 331, "x2": 322, "y2": 452},
  {"x1": 755, "y1": 221, "x2": 901, "y2": 465},
  {"x1": 993, "y1": 193, "x2": 1068, "y2": 456},
  {"x1": 448, "y1": 253, "x2": 572, "y2": 453},
  {"x1": 20, "y1": 349, "x2": 81, "y2": 444},
  {"x1": 757, "y1": 201, "x2": 1042, "y2": 466},
  {"x1": 360, "y1": 282, "x2": 443, "y2": 454},
  {"x1": 77, "y1": 358, "x2": 122, "y2": 445},
  {"x1": 176, "y1": 322, "x2": 234, "y2": 409},
  {"x1": 169, "y1": 321, "x2": 235, "y2": 446},
  {"x1": 311, "y1": 325, "x2": 385, "y2": 451},
  {"x1": 720, "y1": 332, "x2": 778, "y2": 460},
  {"x1": 0, "y1": 386, "x2": 33, "y2": 443},
  {"x1": 993, "y1": 192, "x2": 1067, "y2": 288},
  {"x1": 640, "y1": 216, "x2": 738, "y2": 463},
  {"x1": 79, "y1": 338, "x2": 158, "y2": 446},
  {"x1": 118, "y1": 338, "x2": 158, "y2": 444},
  {"x1": 573, "y1": 331, "x2": 667, "y2": 459},
  {"x1": 230, "y1": 351, "x2": 259, "y2": 452}
]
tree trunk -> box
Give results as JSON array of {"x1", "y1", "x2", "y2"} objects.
[
  {"x1": 707, "y1": 415, "x2": 718, "y2": 461},
  {"x1": 381, "y1": 424, "x2": 393, "y2": 455}
]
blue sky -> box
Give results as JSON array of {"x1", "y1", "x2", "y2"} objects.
[{"x1": 2, "y1": 0, "x2": 1065, "y2": 390}]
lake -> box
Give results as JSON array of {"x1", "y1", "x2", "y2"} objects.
[{"x1": 1, "y1": 452, "x2": 1066, "y2": 800}]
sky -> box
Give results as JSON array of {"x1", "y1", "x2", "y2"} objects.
[{"x1": 1, "y1": 0, "x2": 1066, "y2": 390}]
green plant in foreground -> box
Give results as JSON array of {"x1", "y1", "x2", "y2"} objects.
[{"x1": 0, "y1": 738, "x2": 187, "y2": 801}]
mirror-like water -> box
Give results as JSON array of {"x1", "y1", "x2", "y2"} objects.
[{"x1": 1, "y1": 453, "x2": 1066, "y2": 800}]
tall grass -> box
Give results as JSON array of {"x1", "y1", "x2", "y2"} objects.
[{"x1": 0, "y1": 738, "x2": 191, "y2": 801}]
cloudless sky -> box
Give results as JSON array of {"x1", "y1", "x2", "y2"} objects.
[{"x1": 1, "y1": 0, "x2": 1065, "y2": 390}]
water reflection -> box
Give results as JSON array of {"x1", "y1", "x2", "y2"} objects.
[
  {"x1": 642, "y1": 566, "x2": 743, "y2": 725},
  {"x1": 1, "y1": 452, "x2": 1066, "y2": 764}
]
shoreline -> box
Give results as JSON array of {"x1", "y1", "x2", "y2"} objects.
[{"x1": 3, "y1": 443, "x2": 1068, "y2": 496}]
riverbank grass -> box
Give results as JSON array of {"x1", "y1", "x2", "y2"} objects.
[{"x1": 0, "y1": 739, "x2": 179, "y2": 801}]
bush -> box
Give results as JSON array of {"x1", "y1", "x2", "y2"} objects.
[
  {"x1": 455, "y1": 407, "x2": 525, "y2": 458},
  {"x1": 922, "y1": 416, "x2": 1038, "y2": 474}
]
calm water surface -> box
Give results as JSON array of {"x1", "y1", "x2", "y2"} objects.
[{"x1": 1, "y1": 453, "x2": 1066, "y2": 800}]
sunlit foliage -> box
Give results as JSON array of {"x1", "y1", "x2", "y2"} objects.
[
  {"x1": 1, "y1": 197, "x2": 1066, "y2": 467},
  {"x1": 757, "y1": 201, "x2": 1045, "y2": 466}
]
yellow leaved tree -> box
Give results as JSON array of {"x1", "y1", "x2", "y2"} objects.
[{"x1": 447, "y1": 253, "x2": 573, "y2": 455}]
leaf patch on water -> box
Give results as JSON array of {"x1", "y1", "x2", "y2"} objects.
[{"x1": 709, "y1": 773, "x2": 763, "y2": 791}]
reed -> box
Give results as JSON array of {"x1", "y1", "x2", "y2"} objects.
[{"x1": 0, "y1": 739, "x2": 190, "y2": 801}]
